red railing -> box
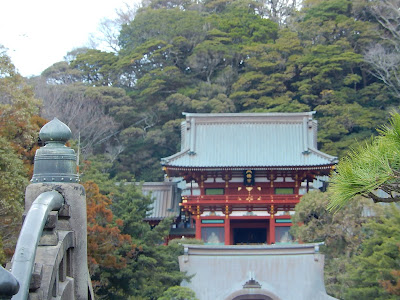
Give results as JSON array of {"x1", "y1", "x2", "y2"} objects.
[{"x1": 182, "y1": 194, "x2": 300, "y2": 205}]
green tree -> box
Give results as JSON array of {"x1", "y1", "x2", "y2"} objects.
[
  {"x1": 70, "y1": 49, "x2": 118, "y2": 86},
  {"x1": 81, "y1": 158, "x2": 190, "y2": 299},
  {"x1": 290, "y1": 190, "x2": 381, "y2": 298},
  {"x1": 343, "y1": 205, "x2": 400, "y2": 300},
  {"x1": 41, "y1": 61, "x2": 83, "y2": 84},
  {"x1": 119, "y1": 8, "x2": 205, "y2": 54},
  {"x1": 111, "y1": 182, "x2": 154, "y2": 239},
  {"x1": 159, "y1": 286, "x2": 198, "y2": 300},
  {"x1": 294, "y1": 43, "x2": 364, "y2": 105},
  {"x1": 315, "y1": 96, "x2": 385, "y2": 156},
  {"x1": 0, "y1": 137, "x2": 28, "y2": 264},
  {"x1": 84, "y1": 180, "x2": 134, "y2": 297},
  {"x1": 230, "y1": 28, "x2": 307, "y2": 112},
  {"x1": 187, "y1": 29, "x2": 234, "y2": 84},
  {"x1": 285, "y1": 0, "x2": 392, "y2": 158},
  {"x1": 328, "y1": 112, "x2": 400, "y2": 211}
]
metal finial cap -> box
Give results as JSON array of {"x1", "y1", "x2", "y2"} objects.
[
  {"x1": 31, "y1": 118, "x2": 79, "y2": 183},
  {"x1": 39, "y1": 117, "x2": 71, "y2": 144}
]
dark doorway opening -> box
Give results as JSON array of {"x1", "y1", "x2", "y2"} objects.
[{"x1": 233, "y1": 228, "x2": 267, "y2": 244}]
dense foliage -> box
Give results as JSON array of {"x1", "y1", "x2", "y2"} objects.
[
  {"x1": 159, "y1": 286, "x2": 198, "y2": 300},
  {"x1": 291, "y1": 190, "x2": 400, "y2": 299},
  {"x1": 0, "y1": 46, "x2": 44, "y2": 263},
  {"x1": 81, "y1": 158, "x2": 190, "y2": 299},
  {"x1": 343, "y1": 207, "x2": 400, "y2": 299},
  {"x1": 290, "y1": 191, "x2": 379, "y2": 298}
]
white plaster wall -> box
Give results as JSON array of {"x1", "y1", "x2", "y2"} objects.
[{"x1": 179, "y1": 249, "x2": 337, "y2": 300}]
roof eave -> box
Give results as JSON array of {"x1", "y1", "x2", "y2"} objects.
[
  {"x1": 163, "y1": 164, "x2": 335, "y2": 172},
  {"x1": 182, "y1": 111, "x2": 316, "y2": 118},
  {"x1": 161, "y1": 149, "x2": 190, "y2": 165},
  {"x1": 308, "y1": 148, "x2": 338, "y2": 163}
]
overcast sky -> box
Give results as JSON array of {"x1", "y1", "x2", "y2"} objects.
[{"x1": 0, "y1": 0, "x2": 137, "y2": 77}]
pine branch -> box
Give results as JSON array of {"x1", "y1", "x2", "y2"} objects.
[{"x1": 368, "y1": 191, "x2": 400, "y2": 203}]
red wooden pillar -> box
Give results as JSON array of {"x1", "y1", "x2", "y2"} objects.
[
  {"x1": 195, "y1": 216, "x2": 201, "y2": 240},
  {"x1": 269, "y1": 217, "x2": 275, "y2": 244},
  {"x1": 224, "y1": 217, "x2": 231, "y2": 245}
]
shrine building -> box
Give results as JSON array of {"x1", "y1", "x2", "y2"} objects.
[{"x1": 161, "y1": 112, "x2": 337, "y2": 245}]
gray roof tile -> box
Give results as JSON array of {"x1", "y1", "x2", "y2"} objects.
[
  {"x1": 142, "y1": 182, "x2": 180, "y2": 220},
  {"x1": 162, "y1": 112, "x2": 336, "y2": 169}
]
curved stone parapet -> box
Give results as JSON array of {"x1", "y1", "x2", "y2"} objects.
[
  {"x1": 24, "y1": 183, "x2": 89, "y2": 300},
  {"x1": 11, "y1": 191, "x2": 64, "y2": 300},
  {"x1": 28, "y1": 231, "x2": 75, "y2": 300}
]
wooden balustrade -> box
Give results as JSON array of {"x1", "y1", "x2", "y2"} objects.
[{"x1": 182, "y1": 194, "x2": 300, "y2": 204}]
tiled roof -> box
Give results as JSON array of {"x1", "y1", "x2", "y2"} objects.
[
  {"x1": 161, "y1": 112, "x2": 336, "y2": 169},
  {"x1": 141, "y1": 182, "x2": 180, "y2": 221}
]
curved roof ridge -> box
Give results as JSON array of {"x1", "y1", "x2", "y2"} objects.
[
  {"x1": 307, "y1": 147, "x2": 337, "y2": 163},
  {"x1": 183, "y1": 111, "x2": 316, "y2": 118},
  {"x1": 161, "y1": 148, "x2": 190, "y2": 165}
]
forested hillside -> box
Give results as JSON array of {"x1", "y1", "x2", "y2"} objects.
[
  {"x1": 2, "y1": 0, "x2": 400, "y2": 298},
  {"x1": 31, "y1": 0, "x2": 399, "y2": 182}
]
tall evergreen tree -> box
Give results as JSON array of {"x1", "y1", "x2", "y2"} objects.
[{"x1": 344, "y1": 206, "x2": 400, "y2": 300}]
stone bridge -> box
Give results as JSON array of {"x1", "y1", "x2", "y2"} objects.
[{"x1": 0, "y1": 118, "x2": 94, "y2": 300}]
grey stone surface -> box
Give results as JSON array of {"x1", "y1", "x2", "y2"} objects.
[
  {"x1": 29, "y1": 263, "x2": 43, "y2": 291},
  {"x1": 44, "y1": 212, "x2": 59, "y2": 229},
  {"x1": 27, "y1": 290, "x2": 43, "y2": 300},
  {"x1": 33, "y1": 231, "x2": 75, "y2": 299},
  {"x1": 21, "y1": 211, "x2": 58, "y2": 231},
  {"x1": 25, "y1": 183, "x2": 88, "y2": 300},
  {"x1": 58, "y1": 277, "x2": 74, "y2": 300},
  {"x1": 38, "y1": 230, "x2": 58, "y2": 246},
  {"x1": 58, "y1": 204, "x2": 70, "y2": 218}
]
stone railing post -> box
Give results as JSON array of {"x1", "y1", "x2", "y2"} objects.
[{"x1": 24, "y1": 118, "x2": 88, "y2": 300}]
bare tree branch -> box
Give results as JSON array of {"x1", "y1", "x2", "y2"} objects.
[
  {"x1": 367, "y1": 191, "x2": 400, "y2": 203},
  {"x1": 89, "y1": 2, "x2": 138, "y2": 52},
  {"x1": 258, "y1": 0, "x2": 299, "y2": 26},
  {"x1": 35, "y1": 82, "x2": 120, "y2": 158},
  {"x1": 365, "y1": 44, "x2": 400, "y2": 98},
  {"x1": 365, "y1": 0, "x2": 400, "y2": 98},
  {"x1": 370, "y1": 0, "x2": 400, "y2": 51}
]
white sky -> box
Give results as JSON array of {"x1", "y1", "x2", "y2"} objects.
[{"x1": 0, "y1": 0, "x2": 138, "y2": 77}]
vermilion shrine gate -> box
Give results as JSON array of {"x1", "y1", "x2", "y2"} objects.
[{"x1": 161, "y1": 112, "x2": 336, "y2": 245}]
